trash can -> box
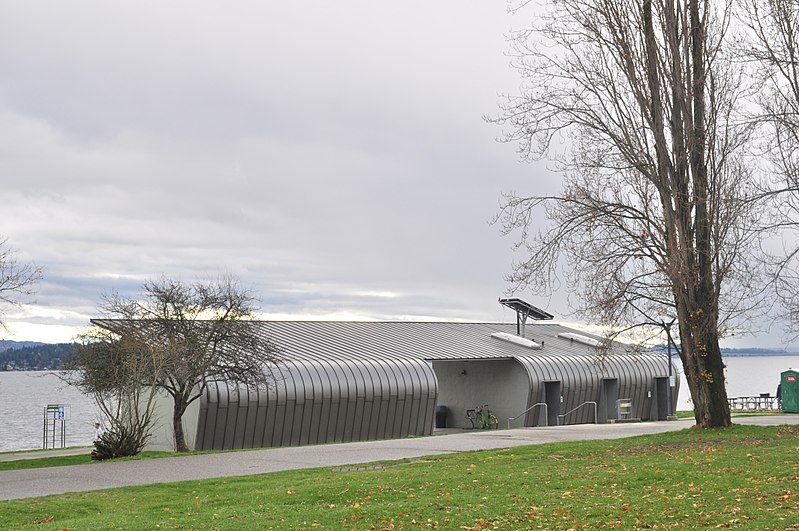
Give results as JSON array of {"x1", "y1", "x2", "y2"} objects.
[
  {"x1": 435, "y1": 405, "x2": 449, "y2": 428},
  {"x1": 781, "y1": 370, "x2": 799, "y2": 413}
]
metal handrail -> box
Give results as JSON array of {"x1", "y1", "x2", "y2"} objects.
[
  {"x1": 557, "y1": 401, "x2": 598, "y2": 426},
  {"x1": 507, "y1": 402, "x2": 548, "y2": 429}
]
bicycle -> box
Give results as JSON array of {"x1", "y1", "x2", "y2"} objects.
[{"x1": 466, "y1": 404, "x2": 499, "y2": 429}]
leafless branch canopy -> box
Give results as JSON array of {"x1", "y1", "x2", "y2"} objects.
[
  {"x1": 494, "y1": 0, "x2": 764, "y2": 333},
  {"x1": 0, "y1": 237, "x2": 42, "y2": 328},
  {"x1": 740, "y1": 0, "x2": 799, "y2": 338},
  {"x1": 491, "y1": 0, "x2": 767, "y2": 427},
  {"x1": 62, "y1": 327, "x2": 164, "y2": 453}
]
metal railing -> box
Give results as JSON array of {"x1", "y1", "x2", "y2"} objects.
[
  {"x1": 507, "y1": 402, "x2": 548, "y2": 429},
  {"x1": 557, "y1": 401, "x2": 598, "y2": 426}
]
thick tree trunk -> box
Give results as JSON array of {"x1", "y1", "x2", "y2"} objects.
[
  {"x1": 694, "y1": 340, "x2": 731, "y2": 427},
  {"x1": 686, "y1": 0, "x2": 730, "y2": 429},
  {"x1": 172, "y1": 397, "x2": 190, "y2": 452},
  {"x1": 676, "y1": 306, "x2": 732, "y2": 428},
  {"x1": 645, "y1": 0, "x2": 731, "y2": 428}
]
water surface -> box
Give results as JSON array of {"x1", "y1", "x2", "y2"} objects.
[{"x1": 0, "y1": 371, "x2": 100, "y2": 452}]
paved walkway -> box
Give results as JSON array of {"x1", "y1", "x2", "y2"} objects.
[{"x1": 1, "y1": 415, "x2": 797, "y2": 501}]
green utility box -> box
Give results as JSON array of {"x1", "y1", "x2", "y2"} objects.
[{"x1": 780, "y1": 370, "x2": 799, "y2": 413}]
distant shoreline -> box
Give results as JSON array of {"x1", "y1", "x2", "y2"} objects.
[
  {"x1": 721, "y1": 351, "x2": 799, "y2": 357},
  {"x1": 652, "y1": 347, "x2": 799, "y2": 357}
]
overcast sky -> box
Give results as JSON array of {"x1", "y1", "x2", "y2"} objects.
[{"x1": 0, "y1": 2, "x2": 788, "y2": 349}]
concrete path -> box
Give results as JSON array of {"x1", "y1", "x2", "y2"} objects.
[{"x1": 1, "y1": 415, "x2": 797, "y2": 501}]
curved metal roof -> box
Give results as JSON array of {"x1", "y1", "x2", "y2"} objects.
[
  {"x1": 235, "y1": 320, "x2": 641, "y2": 362},
  {"x1": 92, "y1": 318, "x2": 660, "y2": 365}
]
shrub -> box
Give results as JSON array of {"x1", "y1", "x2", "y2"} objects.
[{"x1": 91, "y1": 426, "x2": 149, "y2": 460}]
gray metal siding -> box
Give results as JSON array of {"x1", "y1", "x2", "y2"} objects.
[
  {"x1": 513, "y1": 349, "x2": 676, "y2": 426},
  {"x1": 196, "y1": 322, "x2": 674, "y2": 442},
  {"x1": 195, "y1": 357, "x2": 437, "y2": 450}
]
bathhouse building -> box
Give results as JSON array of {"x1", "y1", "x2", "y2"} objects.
[{"x1": 94, "y1": 302, "x2": 678, "y2": 452}]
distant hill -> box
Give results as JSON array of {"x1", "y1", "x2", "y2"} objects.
[
  {"x1": 651, "y1": 345, "x2": 799, "y2": 357},
  {"x1": 0, "y1": 343, "x2": 75, "y2": 371},
  {"x1": 0, "y1": 340, "x2": 47, "y2": 350}
]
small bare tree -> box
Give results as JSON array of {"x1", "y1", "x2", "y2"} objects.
[
  {"x1": 0, "y1": 237, "x2": 42, "y2": 329},
  {"x1": 492, "y1": 0, "x2": 766, "y2": 427},
  {"x1": 63, "y1": 328, "x2": 162, "y2": 458},
  {"x1": 93, "y1": 274, "x2": 282, "y2": 452}
]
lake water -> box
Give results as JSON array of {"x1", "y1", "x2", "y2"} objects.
[
  {"x1": 672, "y1": 355, "x2": 798, "y2": 410},
  {"x1": 1, "y1": 355, "x2": 798, "y2": 452},
  {"x1": 0, "y1": 371, "x2": 101, "y2": 452}
]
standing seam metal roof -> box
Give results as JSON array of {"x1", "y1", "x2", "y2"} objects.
[
  {"x1": 92, "y1": 319, "x2": 659, "y2": 363},
  {"x1": 243, "y1": 321, "x2": 647, "y2": 362}
]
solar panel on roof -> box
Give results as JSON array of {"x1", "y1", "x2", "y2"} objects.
[{"x1": 498, "y1": 298, "x2": 554, "y2": 320}]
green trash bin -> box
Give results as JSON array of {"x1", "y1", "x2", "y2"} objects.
[{"x1": 780, "y1": 370, "x2": 799, "y2": 413}]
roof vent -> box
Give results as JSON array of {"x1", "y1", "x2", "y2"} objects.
[
  {"x1": 557, "y1": 332, "x2": 604, "y2": 348},
  {"x1": 491, "y1": 331, "x2": 542, "y2": 349}
]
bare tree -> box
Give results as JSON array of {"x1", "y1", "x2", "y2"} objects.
[
  {"x1": 740, "y1": 0, "x2": 799, "y2": 336},
  {"x1": 492, "y1": 0, "x2": 765, "y2": 427},
  {"x1": 93, "y1": 274, "x2": 282, "y2": 452},
  {"x1": 63, "y1": 328, "x2": 162, "y2": 459},
  {"x1": 0, "y1": 237, "x2": 42, "y2": 329}
]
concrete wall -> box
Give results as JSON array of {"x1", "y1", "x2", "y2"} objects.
[
  {"x1": 432, "y1": 359, "x2": 529, "y2": 429},
  {"x1": 142, "y1": 387, "x2": 200, "y2": 452}
]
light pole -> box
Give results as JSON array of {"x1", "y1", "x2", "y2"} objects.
[{"x1": 663, "y1": 317, "x2": 677, "y2": 419}]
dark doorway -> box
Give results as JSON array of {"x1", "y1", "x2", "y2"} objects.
[
  {"x1": 651, "y1": 377, "x2": 669, "y2": 420},
  {"x1": 600, "y1": 378, "x2": 619, "y2": 423},
  {"x1": 544, "y1": 381, "x2": 561, "y2": 426}
]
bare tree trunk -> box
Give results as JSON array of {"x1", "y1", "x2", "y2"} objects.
[
  {"x1": 649, "y1": 0, "x2": 731, "y2": 428},
  {"x1": 172, "y1": 393, "x2": 190, "y2": 453},
  {"x1": 677, "y1": 312, "x2": 731, "y2": 427},
  {"x1": 685, "y1": 0, "x2": 731, "y2": 428}
]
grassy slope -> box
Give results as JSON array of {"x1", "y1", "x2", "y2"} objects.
[
  {"x1": 0, "y1": 451, "x2": 197, "y2": 472},
  {"x1": 2, "y1": 425, "x2": 798, "y2": 530}
]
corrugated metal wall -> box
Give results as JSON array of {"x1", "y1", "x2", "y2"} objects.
[
  {"x1": 194, "y1": 357, "x2": 438, "y2": 450},
  {"x1": 515, "y1": 349, "x2": 677, "y2": 425}
]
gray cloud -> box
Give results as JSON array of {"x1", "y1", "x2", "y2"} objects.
[{"x1": 1, "y1": 1, "x2": 570, "y2": 342}]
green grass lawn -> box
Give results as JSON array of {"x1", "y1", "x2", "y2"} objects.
[
  {"x1": 0, "y1": 451, "x2": 199, "y2": 472},
  {"x1": 2, "y1": 425, "x2": 798, "y2": 530},
  {"x1": 0, "y1": 454, "x2": 94, "y2": 471}
]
